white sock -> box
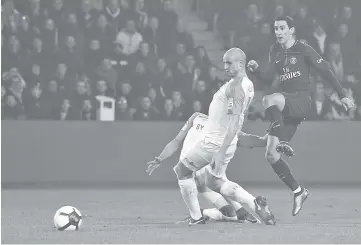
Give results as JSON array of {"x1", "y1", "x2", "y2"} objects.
[
  {"x1": 220, "y1": 181, "x2": 256, "y2": 213},
  {"x1": 203, "y1": 208, "x2": 237, "y2": 221},
  {"x1": 201, "y1": 189, "x2": 228, "y2": 209},
  {"x1": 293, "y1": 186, "x2": 302, "y2": 194},
  {"x1": 178, "y1": 178, "x2": 202, "y2": 220},
  {"x1": 227, "y1": 198, "x2": 243, "y2": 212}
]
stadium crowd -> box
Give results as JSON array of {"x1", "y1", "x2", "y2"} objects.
[{"x1": 2, "y1": 0, "x2": 361, "y2": 121}]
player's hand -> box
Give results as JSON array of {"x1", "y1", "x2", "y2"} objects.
[
  {"x1": 341, "y1": 97, "x2": 355, "y2": 111},
  {"x1": 146, "y1": 157, "x2": 162, "y2": 175},
  {"x1": 247, "y1": 60, "x2": 259, "y2": 72},
  {"x1": 211, "y1": 153, "x2": 224, "y2": 178}
]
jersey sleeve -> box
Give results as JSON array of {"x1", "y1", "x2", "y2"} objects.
[
  {"x1": 304, "y1": 43, "x2": 347, "y2": 99},
  {"x1": 226, "y1": 80, "x2": 253, "y2": 116},
  {"x1": 180, "y1": 112, "x2": 200, "y2": 131}
]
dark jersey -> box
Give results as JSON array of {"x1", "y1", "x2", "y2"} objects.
[{"x1": 265, "y1": 40, "x2": 347, "y2": 98}]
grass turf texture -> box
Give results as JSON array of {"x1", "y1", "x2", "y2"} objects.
[{"x1": 2, "y1": 188, "x2": 361, "y2": 243}]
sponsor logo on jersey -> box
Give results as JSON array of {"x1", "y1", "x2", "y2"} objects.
[{"x1": 279, "y1": 71, "x2": 302, "y2": 82}]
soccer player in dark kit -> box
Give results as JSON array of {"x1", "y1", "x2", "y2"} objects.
[{"x1": 247, "y1": 16, "x2": 355, "y2": 216}]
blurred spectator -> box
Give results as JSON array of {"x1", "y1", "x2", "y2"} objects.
[
  {"x1": 141, "y1": 16, "x2": 161, "y2": 55},
  {"x1": 23, "y1": 83, "x2": 44, "y2": 119},
  {"x1": 55, "y1": 98, "x2": 79, "y2": 120},
  {"x1": 134, "y1": 42, "x2": 158, "y2": 76},
  {"x1": 293, "y1": 4, "x2": 314, "y2": 43},
  {"x1": 115, "y1": 19, "x2": 143, "y2": 57},
  {"x1": 160, "y1": 98, "x2": 178, "y2": 121},
  {"x1": 172, "y1": 90, "x2": 186, "y2": 120},
  {"x1": 194, "y1": 46, "x2": 211, "y2": 77},
  {"x1": 118, "y1": 82, "x2": 135, "y2": 109},
  {"x1": 192, "y1": 100, "x2": 203, "y2": 114},
  {"x1": 192, "y1": 80, "x2": 211, "y2": 113},
  {"x1": 134, "y1": 0, "x2": 149, "y2": 30},
  {"x1": 78, "y1": 0, "x2": 97, "y2": 30},
  {"x1": 201, "y1": 65, "x2": 223, "y2": 94},
  {"x1": 147, "y1": 87, "x2": 161, "y2": 113},
  {"x1": 41, "y1": 18, "x2": 57, "y2": 53},
  {"x1": 328, "y1": 42, "x2": 344, "y2": 82},
  {"x1": 105, "y1": 0, "x2": 132, "y2": 32},
  {"x1": 96, "y1": 58, "x2": 118, "y2": 96},
  {"x1": 53, "y1": 63, "x2": 76, "y2": 91},
  {"x1": 48, "y1": 0, "x2": 67, "y2": 28},
  {"x1": 159, "y1": 66, "x2": 175, "y2": 99},
  {"x1": 133, "y1": 96, "x2": 158, "y2": 120},
  {"x1": 81, "y1": 99, "x2": 96, "y2": 120},
  {"x1": 41, "y1": 80, "x2": 62, "y2": 119},
  {"x1": 3, "y1": 35, "x2": 27, "y2": 72},
  {"x1": 308, "y1": 21, "x2": 329, "y2": 57},
  {"x1": 115, "y1": 96, "x2": 133, "y2": 121},
  {"x1": 175, "y1": 20, "x2": 194, "y2": 54}
]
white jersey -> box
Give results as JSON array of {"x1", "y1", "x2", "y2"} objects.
[
  {"x1": 204, "y1": 76, "x2": 254, "y2": 146},
  {"x1": 180, "y1": 114, "x2": 208, "y2": 157}
]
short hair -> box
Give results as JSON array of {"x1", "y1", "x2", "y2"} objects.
[{"x1": 275, "y1": 16, "x2": 294, "y2": 29}]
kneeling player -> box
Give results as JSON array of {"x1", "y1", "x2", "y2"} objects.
[{"x1": 146, "y1": 112, "x2": 268, "y2": 224}]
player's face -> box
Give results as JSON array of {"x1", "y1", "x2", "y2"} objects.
[
  {"x1": 223, "y1": 56, "x2": 240, "y2": 78},
  {"x1": 274, "y1": 21, "x2": 293, "y2": 44}
]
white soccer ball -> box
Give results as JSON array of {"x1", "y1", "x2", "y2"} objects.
[{"x1": 53, "y1": 206, "x2": 83, "y2": 231}]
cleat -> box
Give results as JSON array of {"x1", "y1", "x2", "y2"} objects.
[
  {"x1": 276, "y1": 141, "x2": 295, "y2": 157},
  {"x1": 188, "y1": 216, "x2": 206, "y2": 225},
  {"x1": 237, "y1": 212, "x2": 260, "y2": 223},
  {"x1": 254, "y1": 196, "x2": 276, "y2": 225},
  {"x1": 244, "y1": 213, "x2": 260, "y2": 224},
  {"x1": 175, "y1": 216, "x2": 191, "y2": 224},
  {"x1": 292, "y1": 188, "x2": 309, "y2": 216}
]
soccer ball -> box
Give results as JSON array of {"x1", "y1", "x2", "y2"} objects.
[{"x1": 53, "y1": 206, "x2": 83, "y2": 231}]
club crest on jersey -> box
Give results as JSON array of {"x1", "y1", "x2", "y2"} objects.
[{"x1": 289, "y1": 57, "x2": 297, "y2": 64}]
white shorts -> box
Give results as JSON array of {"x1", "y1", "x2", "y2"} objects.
[{"x1": 193, "y1": 145, "x2": 237, "y2": 186}]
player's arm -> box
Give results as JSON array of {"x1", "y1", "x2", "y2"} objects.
[
  {"x1": 146, "y1": 112, "x2": 200, "y2": 175},
  {"x1": 304, "y1": 44, "x2": 347, "y2": 99},
  {"x1": 237, "y1": 132, "x2": 268, "y2": 148},
  {"x1": 248, "y1": 46, "x2": 277, "y2": 85}
]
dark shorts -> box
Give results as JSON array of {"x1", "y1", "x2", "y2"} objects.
[{"x1": 282, "y1": 91, "x2": 312, "y2": 123}]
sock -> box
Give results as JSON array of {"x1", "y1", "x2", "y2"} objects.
[
  {"x1": 202, "y1": 189, "x2": 228, "y2": 209},
  {"x1": 266, "y1": 105, "x2": 285, "y2": 140},
  {"x1": 235, "y1": 207, "x2": 249, "y2": 220},
  {"x1": 220, "y1": 181, "x2": 256, "y2": 214},
  {"x1": 203, "y1": 208, "x2": 237, "y2": 221},
  {"x1": 271, "y1": 158, "x2": 300, "y2": 192},
  {"x1": 178, "y1": 178, "x2": 202, "y2": 220}
]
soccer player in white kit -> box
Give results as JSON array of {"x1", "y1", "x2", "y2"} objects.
[
  {"x1": 148, "y1": 48, "x2": 275, "y2": 225},
  {"x1": 146, "y1": 112, "x2": 267, "y2": 223}
]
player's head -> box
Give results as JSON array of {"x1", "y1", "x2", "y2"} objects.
[
  {"x1": 223, "y1": 48, "x2": 246, "y2": 78},
  {"x1": 274, "y1": 16, "x2": 295, "y2": 45}
]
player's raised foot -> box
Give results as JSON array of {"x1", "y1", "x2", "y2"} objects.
[
  {"x1": 254, "y1": 196, "x2": 276, "y2": 225},
  {"x1": 276, "y1": 141, "x2": 295, "y2": 157},
  {"x1": 188, "y1": 216, "x2": 206, "y2": 225},
  {"x1": 292, "y1": 188, "x2": 310, "y2": 216}
]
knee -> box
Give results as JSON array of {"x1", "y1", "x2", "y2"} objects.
[
  {"x1": 265, "y1": 149, "x2": 280, "y2": 164},
  {"x1": 262, "y1": 93, "x2": 284, "y2": 109},
  {"x1": 173, "y1": 162, "x2": 193, "y2": 180},
  {"x1": 220, "y1": 181, "x2": 238, "y2": 198}
]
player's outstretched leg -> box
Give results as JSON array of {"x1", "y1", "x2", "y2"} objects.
[
  {"x1": 173, "y1": 162, "x2": 206, "y2": 225},
  {"x1": 266, "y1": 135, "x2": 309, "y2": 216},
  {"x1": 263, "y1": 93, "x2": 295, "y2": 157},
  {"x1": 200, "y1": 186, "x2": 258, "y2": 223},
  {"x1": 219, "y1": 181, "x2": 276, "y2": 225}
]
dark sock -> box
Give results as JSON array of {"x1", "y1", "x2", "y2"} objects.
[
  {"x1": 219, "y1": 205, "x2": 236, "y2": 217},
  {"x1": 266, "y1": 105, "x2": 285, "y2": 140},
  {"x1": 271, "y1": 158, "x2": 300, "y2": 192},
  {"x1": 235, "y1": 207, "x2": 248, "y2": 220}
]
